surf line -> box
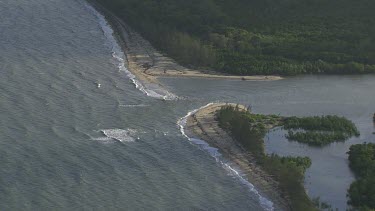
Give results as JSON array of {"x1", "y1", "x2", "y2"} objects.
[
  {"x1": 82, "y1": 1, "x2": 177, "y2": 100},
  {"x1": 177, "y1": 103, "x2": 274, "y2": 211}
]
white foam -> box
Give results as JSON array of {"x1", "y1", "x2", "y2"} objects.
[
  {"x1": 91, "y1": 136, "x2": 114, "y2": 144},
  {"x1": 177, "y1": 103, "x2": 274, "y2": 211},
  {"x1": 82, "y1": 1, "x2": 178, "y2": 100},
  {"x1": 119, "y1": 104, "x2": 150, "y2": 108},
  {"x1": 153, "y1": 129, "x2": 170, "y2": 136},
  {"x1": 100, "y1": 129, "x2": 139, "y2": 143}
]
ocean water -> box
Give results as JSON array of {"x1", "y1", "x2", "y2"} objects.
[
  {"x1": 1, "y1": 0, "x2": 374, "y2": 210},
  {"x1": 163, "y1": 75, "x2": 375, "y2": 211}
]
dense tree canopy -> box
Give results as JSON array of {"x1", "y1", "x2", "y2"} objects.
[
  {"x1": 97, "y1": 0, "x2": 375, "y2": 75},
  {"x1": 284, "y1": 116, "x2": 360, "y2": 146},
  {"x1": 347, "y1": 143, "x2": 375, "y2": 210},
  {"x1": 216, "y1": 105, "x2": 316, "y2": 210}
]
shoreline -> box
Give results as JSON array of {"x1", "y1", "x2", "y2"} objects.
[
  {"x1": 183, "y1": 103, "x2": 291, "y2": 211},
  {"x1": 87, "y1": 0, "x2": 283, "y2": 87}
]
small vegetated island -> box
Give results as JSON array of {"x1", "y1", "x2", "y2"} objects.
[
  {"x1": 347, "y1": 143, "x2": 375, "y2": 211},
  {"x1": 284, "y1": 116, "x2": 360, "y2": 146},
  {"x1": 217, "y1": 105, "x2": 315, "y2": 210},
  {"x1": 94, "y1": 0, "x2": 375, "y2": 75},
  {"x1": 219, "y1": 105, "x2": 359, "y2": 147},
  {"x1": 186, "y1": 103, "x2": 360, "y2": 210}
]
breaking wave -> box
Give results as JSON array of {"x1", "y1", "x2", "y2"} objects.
[
  {"x1": 119, "y1": 104, "x2": 150, "y2": 108},
  {"x1": 82, "y1": 1, "x2": 177, "y2": 100},
  {"x1": 92, "y1": 129, "x2": 139, "y2": 143},
  {"x1": 177, "y1": 103, "x2": 274, "y2": 211}
]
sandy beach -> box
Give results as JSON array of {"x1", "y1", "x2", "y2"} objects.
[
  {"x1": 88, "y1": 1, "x2": 282, "y2": 87},
  {"x1": 184, "y1": 103, "x2": 291, "y2": 211}
]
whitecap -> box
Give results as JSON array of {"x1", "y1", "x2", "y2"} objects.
[
  {"x1": 119, "y1": 104, "x2": 150, "y2": 108},
  {"x1": 177, "y1": 103, "x2": 274, "y2": 211},
  {"x1": 94, "y1": 82, "x2": 101, "y2": 88},
  {"x1": 82, "y1": 1, "x2": 178, "y2": 100},
  {"x1": 153, "y1": 129, "x2": 170, "y2": 136},
  {"x1": 91, "y1": 136, "x2": 114, "y2": 144},
  {"x1": 100, "y1": 129, "x2": 139, "y2": 143}
]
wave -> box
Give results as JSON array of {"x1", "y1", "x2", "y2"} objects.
[
  {"x1": 95, "y1": 129, "x2": 139, "y2": 143},
  {"x1": 153, "y1": 129, "x2": 169, "y2": 136},
  {"x1": 91, "y1": 136, "x2": 114, "y2": 144},
  {"x1": 119, "y1": 104, "x2": 150, "y2": 108},
  {"x1": 177, "y1": 103, "x2": 274, "y2": 211},
  {"x1": 82, "y1": 1, "x2": 177, "y2": 100}
]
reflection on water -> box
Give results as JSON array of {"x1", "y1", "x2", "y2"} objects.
[
  {"x1": 1, "y1": 0, "x2": 375, "y2": 209},
  {"x1": 162, "y1": 75, "x2": 375, "y2": 210}
]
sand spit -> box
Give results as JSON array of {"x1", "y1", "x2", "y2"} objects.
[
  {"x1": 184, "y1": 103, "x2": 291, "y2": 211},
  {"x1": 88, "y1": 1, "x2": 282, "y2": 87}
]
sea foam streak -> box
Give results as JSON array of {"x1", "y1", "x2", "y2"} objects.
[
  {"x1": 82, "y1": 2, "x2": 177, "y2": 100},
  {"x1": 100, "y1": 129, "x2": 139, "y2": 143},
  {"x1": 177, "y1": 103, "x2": 274, "y2": 211},
  {"x1": 119, "y1": 104, "x2": 150, "y2": 108}
]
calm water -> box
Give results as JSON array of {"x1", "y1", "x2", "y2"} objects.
[
  {"x1": 1, "y1": 0, "x2": 374, "y2": 210},
  {"x1": 162, "y1": 75, "x2": 375, "y2": 211}
]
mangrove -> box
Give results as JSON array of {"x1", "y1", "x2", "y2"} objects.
[
  {"x1": 95, "y1": 0, "x2": 375, "y2": 76},
  {"x1": 347, "y1": 143, "x2": 375, "y2": 210},
  {"x1": 216, "y1": 105, "x2": 317, "y2": 211}
]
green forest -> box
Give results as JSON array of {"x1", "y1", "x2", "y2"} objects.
[
  {"x1": 96, "y1": 0, "x2": 375, "y2": 75},
  {"x1": 216, "y1": 105, "x2": 366, "y2": 209},
  {"x1": 347, "y1": 143, "x2": 375, "y2": 210},
  {"x1": 216, "y1": 105, "x2": 316, "y2": 210},
  {"x1": 284, "y1": 116, "x2": 360, "y2": 146}
]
